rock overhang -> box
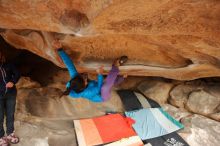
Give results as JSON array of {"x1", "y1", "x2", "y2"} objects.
[{"x1": 0, "y1": 0, "x2": 220, "y2": 80}]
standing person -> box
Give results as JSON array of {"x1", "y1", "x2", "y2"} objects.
[
  {"x1": 0, "y1": 52, "x2": 20, "y2": 146},
  {"x1": 53, "y1": 40, "x2": 128, "y2": 102}
]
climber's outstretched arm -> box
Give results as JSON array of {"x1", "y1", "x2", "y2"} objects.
[{"x1": 58, "y1": 49, "x2": 78, "y2": 78}]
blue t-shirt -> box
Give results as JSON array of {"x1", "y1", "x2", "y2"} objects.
[{"x1": 58, "y1": 49, "x2": 103, "y2": 102}]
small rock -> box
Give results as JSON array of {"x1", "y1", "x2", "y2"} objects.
[{"x1": 186, "y1": 90, "x2": 220, "y2": 115}]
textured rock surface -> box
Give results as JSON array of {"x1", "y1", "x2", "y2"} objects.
[
  {"x1": 162, "y1": 104, "x2": 192, "y2": 121},
  {"x1": 16, "y1": 84, "x2": 124, "y2": 119},
  {"x1": 169, "y1": 80, "x2": 220, "y2": 117},
  {"x1": 179, "y1": 114, "x2": 220, "y2": 146},
  {"x1": 169, "y1": 82, "x2": 204, "y2": 108},
  {"x1": 138, "y1": 78, "x2": 174, "y2": 104},
  {"x1": 13, "y1": 77, "x2": 220, "y2": 146},
  {"x1": 0, "y1": 0, "x2": 220, "y2": 79},
  {"x1": 210, "y1": 112, "x2": 220, "y2": 122},
  {"x1": 14, "y1": 78, "x2": 124, "y2": 146},
  {"x1": 0, "y1": 1, "x2": 220, "y2": 145},
  {"x1": 14, "y1": 120, "x2": 77, "y2": 146},
  {"x1": 186, "y1": 90, "x2": 220, "y2": 115},
  {"x1": 16, "y1": 77, "x2": 41, "y2": 89}
]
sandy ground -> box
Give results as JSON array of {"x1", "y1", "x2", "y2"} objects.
[{"x1": 13, "y1": 118, "x2": 77, "y2": 146}]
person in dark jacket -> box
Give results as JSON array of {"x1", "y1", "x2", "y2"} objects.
[{"x1": 0, "y1": 52, "x2": 20, "y2": 146}]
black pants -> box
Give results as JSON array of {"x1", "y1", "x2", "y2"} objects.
[{"x1": 0, "y1": 89, "x2": 16, "y2": 137}]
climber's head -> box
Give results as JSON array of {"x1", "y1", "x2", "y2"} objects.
[{"x1": 62, "y1": 73, "x2": 88, "y2": 96}]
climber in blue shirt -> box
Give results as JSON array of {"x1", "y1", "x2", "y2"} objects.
[
  {"x1": 53, "y1": 40, "x2": 128, "y2": 102},
  {"x1": 55, "y1": 47, "x2": 104, "y2": 102}
]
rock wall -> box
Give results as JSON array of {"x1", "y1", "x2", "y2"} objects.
[
  {"x1": 137, "y1": 78, "x2": 220, "y2": 146},
  {"x1": 0, "y1": 0, "x2": 220, "y2": 80},
  {"x1": 14, "y1": 76, "x2": 220, "y2": 146},
  {"x1": 138, "y1": 78, "x2": 220, "y2": 121}
]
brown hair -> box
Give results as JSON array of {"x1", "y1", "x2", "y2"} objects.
[{"x1": 61, "y1": 75, "x2": 87, "y2": 97}]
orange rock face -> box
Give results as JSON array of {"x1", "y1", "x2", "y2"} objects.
[{"x1": 0, "y1": 0, "x2": 220, "y2": 80}]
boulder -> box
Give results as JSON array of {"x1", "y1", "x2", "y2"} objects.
[
  {"x1": 138, "y1": 78, "x2": 174, "y2": 104},
  {"x1": 169, "y1": 84, "x2": 193, "y2": 108},
  {"x1": 179, "y1": 114, "x2": 220, "y2": 146},
  {"x1": 169, "y1": 81, "x2": 205, "y2": 108},
  {"x1": 186, "y1": 90, "x2": 220, "y2": 115},
  {"x1": 16, "y1": 87, "x2": 124, "y2": 119}
]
